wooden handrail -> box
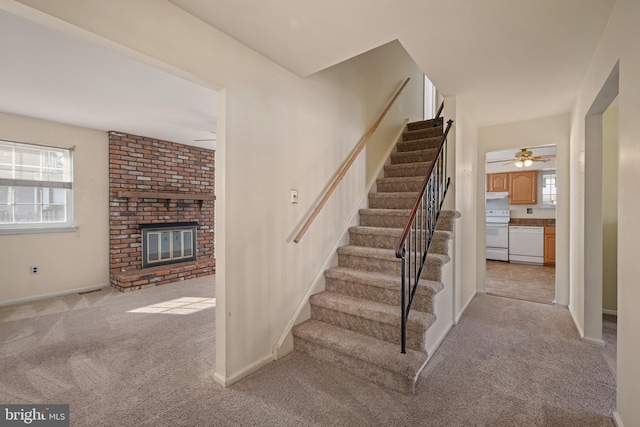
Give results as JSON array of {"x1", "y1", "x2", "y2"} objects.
[{"x1": 293, "y1": 77, "x2": 411, "y2": 243}]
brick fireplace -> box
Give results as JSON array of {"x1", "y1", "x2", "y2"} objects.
[{"x1": 108, "y1": 131, "x2": 215, "y2": 291}]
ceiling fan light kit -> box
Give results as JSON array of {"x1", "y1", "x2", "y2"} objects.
[
  {"x1": 513, "y1": 148, "x2": 537, "y2": 167},
  {"x1": 487, "y1": 147, "x2": 554, "y2": 167}
]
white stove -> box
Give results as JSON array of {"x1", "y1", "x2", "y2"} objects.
[{"x1": 486, "y1": 209, "x2": 510, "y2": 261}]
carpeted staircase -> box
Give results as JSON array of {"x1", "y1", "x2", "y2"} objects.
[{"x1": 293, "y1": 117, "x2": 458, "y2": 395}]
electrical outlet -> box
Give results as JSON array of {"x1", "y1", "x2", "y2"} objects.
[
  {"x1": 290, "y1": 189, "x2": 298, "y2": 204},
  {"x1": 30, "y1": 266, "x2": 39, "y2": 275}
]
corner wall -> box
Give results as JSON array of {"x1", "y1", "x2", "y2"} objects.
[
  {"x1": 567, "y1": 0, "x2": 640, "y2": 424},
  {"x1": 443, "y1": 96, "x2": 479, "y2": 321},
  {"x1": 0, "y1": 112, "x2": 109, "y2": 304}
]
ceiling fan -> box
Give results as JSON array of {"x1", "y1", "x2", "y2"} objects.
[{"x1": 488, "y1": 148, "x2": 553, "y2": 167}]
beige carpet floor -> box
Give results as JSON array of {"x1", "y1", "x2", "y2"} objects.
[{"x1": 0, "y1": 277, "x2": 616, "y2": 426}]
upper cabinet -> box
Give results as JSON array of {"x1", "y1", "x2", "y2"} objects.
[
  {"x1": 509, "y1": 171, "x2": 537, "y2": 204},
  {"x1": 487, "y1": 173, "x2": 509, "y2": 192}
]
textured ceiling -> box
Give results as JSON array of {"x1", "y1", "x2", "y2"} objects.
[{"x1": 171, "y1": 0, "x2": 615, "y2": 127}]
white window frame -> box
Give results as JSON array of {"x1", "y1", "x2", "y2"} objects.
[
  {"x1": 539, "y1": 170, "x2": 557, "y2": 207},
  {"x1": 0, "y1": 139, "x2": 76, "y2": 235}
]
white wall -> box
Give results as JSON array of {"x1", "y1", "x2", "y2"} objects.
[
  {"x1": 448, "y1": 98, "x2": 478, "y2": 320},
  {"x1": 568, "y1": 0, "x2": 640, "y2": 423},
  {"x1": 5, "y1": 0, "x2": 425, "y2": 384},
  {"x1": 0, "y1": 112, "x2": 109, "y2": 303},
  {"x1": 602, "y1": 105, "x2": 617, "y2": 313},
  {"x1": 477, "y1": 114, "x2": 570, "y2": 303}
]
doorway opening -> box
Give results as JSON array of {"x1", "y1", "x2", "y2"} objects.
[
  {"x1": 583, "y1": 63, "x2": 619, "y2": 385},
  {"x1": 484, "y1": 145, "x2": 557, "y2": 304},
  {"x1": 583, "y1": 62, "x2": 619, "y2": 346}
]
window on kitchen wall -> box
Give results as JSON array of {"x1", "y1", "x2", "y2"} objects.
[
  {"x1": 540, "y1": 171, "x2": 556, "y2": 206},
  {"x1": 0, "y1": 139, "x2": 74, "y2": 232}
]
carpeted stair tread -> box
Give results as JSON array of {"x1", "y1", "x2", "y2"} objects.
[
  {"x1": 292, "y1": 319, "x2": 428, "y2": 393},
  {"x1": 309, "y1": 291, "x2": 434, "y2": 332},
  {"x1": 358, "y1": 208, "x2": 412, "y2": 228},
  {"x1": 359, "y1": 208, "x2": 411, "y2": 218},
  {"x1": 368, "y1": 192, "x2": 418, "y2": 209},
  {"x1": 402, "y1": 127, "x2": 443, "y2": 141},
  {"x1": 338, "y1": 244, "x2": 451, "y2": 264},
  {"x1": 350, "y1": 225, "x2": 402, "y2": 237},
  {"x1": 406, "y1": 117, "x2": 443, "y2": 131},
  {"x1": 396, "y1": 137, "x2": 442, "y2": 153},
  {"x1": 349, "y1": 226, "x2": 453, "y2": 252},
  {"x1": 383, "y1": 162, "x2": 433, "y2": 178},
  {"x1": 325, "y1": 266, "x2": 444, "y2": 297},
  {"x1": 390, "y1": 148, "x2": 439, "y2": 165},
  {"x1": 376, "y1": 176, "x2": 426, "y2": 193}
]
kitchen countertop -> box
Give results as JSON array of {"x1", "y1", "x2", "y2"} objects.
[{"x1": 509, "y1": 218, "x2": 555, "y2": 227}]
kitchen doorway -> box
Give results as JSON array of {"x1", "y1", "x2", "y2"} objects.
[{"x1": 484, "y1": 146, "x2": 557, "y2": 305}]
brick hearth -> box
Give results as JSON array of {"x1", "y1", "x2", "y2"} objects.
[{"x1": 109, "y1": 131, "x2": 215, "y2": 291}]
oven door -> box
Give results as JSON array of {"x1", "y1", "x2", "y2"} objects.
[{"x1": 486, "y1": 223, "x2": 509, "y2": 261}]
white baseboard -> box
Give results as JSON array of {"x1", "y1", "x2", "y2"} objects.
[
  {"x1": 603, "y1": 309, "x2": 618, "y2": 316},
  {"x1": 455, "y1": 291, "x2": 479, "y2": 325},
  {"x1": 425, "y1": 320, "x2": 453, "y2": 359},
  {"x1": 568, "y1": 304, "x2": 585, "y2": 338},
  {"x1": 582, "y1": 336, "x2": 605, "y2": 347},
  {"x1": 213, "y1": 353, "x2": 273, "y2": 388},
  {"x1": 613, "y1": 411, "x2": 624, "y2": 427},
  {"x1": 0, "y1": 283, "x2": 109, "y2": 307}
]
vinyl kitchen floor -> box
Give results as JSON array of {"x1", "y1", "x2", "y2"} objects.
[{"x1": 485, "y1": 260, "x2": 555, "y2": 304}]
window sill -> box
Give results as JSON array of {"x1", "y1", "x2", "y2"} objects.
[{"x1": 0, "y1": 226, "x2": 78, "y2": 236}]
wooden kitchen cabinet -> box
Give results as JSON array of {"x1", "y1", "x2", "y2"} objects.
[
  {"x1": 487, "y1": 173, "x2": 509, "y2": 192},
  {"x1": 509, "y1": 171, "x2": 537, "y2": 204},
  {"x1": 544, "y1": 226, "x2": 556, "y2": 265}
]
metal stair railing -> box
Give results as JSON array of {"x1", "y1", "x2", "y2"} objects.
[{"x1": 394, "y1": 113, "x2": 453, "y2": 353}]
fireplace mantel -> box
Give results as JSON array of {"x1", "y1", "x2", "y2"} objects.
[{"x1": 117, "y1": 190, "x2": 215, "y2": 201}]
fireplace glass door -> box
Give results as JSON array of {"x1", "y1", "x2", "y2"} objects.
[{"x1": 141, "y1": 223, "x2": 197, "y2": 268}]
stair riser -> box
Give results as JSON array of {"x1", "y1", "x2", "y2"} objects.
[
  {"x1": 368, "y1": 195, "x2": 417, "y2": 209},
  {"x1": 376, "y1": 179, "x2": 424, "y2": 193},
  {"x1": 396, "y1": 138, "x2": 441, "y2": 153},
  {"x1": 359, "y1": 212, "x2": 409, "y2": 228},
  {"x1": 293, "y1": 337, "x2": 417, "y2": 394},
  {"x1": 383, "y1": 164, "x2": 431, "y2": 178},
  {"x1": 406, "y1": 118, "x2": 443, "y2": 131},
  {"x1": 338, "y1": 252, "x2": 444, "y2": 281},
  {"x1": 390, "y1": 151, "x2": 437, "y2": 165},
  {"x1": 310, "y1": 305, "x2": 425, "y2": 352},
  {"x1": 325, "y1": 278, "x2": 434, "y2": 313},
  {"x1": 403, "y1": 127, "x2": 443, "y2": 141}
]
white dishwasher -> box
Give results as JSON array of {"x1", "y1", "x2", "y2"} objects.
[{"x1": 509, "y1": 226, "x2": 544, "y2": 265}]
